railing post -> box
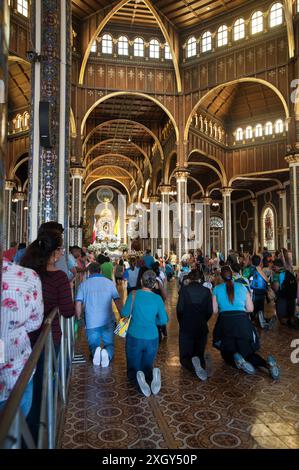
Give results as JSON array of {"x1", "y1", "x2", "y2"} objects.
[
  {"x1": 59, "y1": 318, "x2": 66, "y2": 404},
  {"x1": 47, "y1": 335, "x2": 54, "y2": 449}
]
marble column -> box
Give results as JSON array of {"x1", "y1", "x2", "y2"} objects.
[
  {"x1": 69, "y1": 166, "x2": 84, "y2": 247},
  {"x1": 149, "y1": 195, "x2": 160, "y2": 255},
  {"x1": 175, "y1": 170, "x2": 189, "y2": 261},
  {"x1": 160, "y1": 185, "x2": 171, "y2": 257},
  {"x1": 14, "y1": 191, "x2": 26, "y2": 244},
  {"x1": 4, "y1": 180, "x2": 15, "y2": 250},
  {"x1": 277, "y1": 189, "x2": 288, "y2": 249},
  {"x1": 28, "y1": 0, "x2": 72, "y2": 244},
  {"x1": 200, "y1": 197, "x2": 212, "y2": 257},
  {"x1": 250, "y1": 198, "x2": 259, "y2": 253},
  {"x1": 221, "y1": 188, "x2": 233, "y2": 259},
  {"x1": 285, "y1": 155, "x2": 299, "y2": 267}
]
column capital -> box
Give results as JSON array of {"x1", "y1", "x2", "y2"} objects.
[
  {"x1": 5, "y1": 180, "x2": 15, "y2": 191},
  {"x1": 175, "y1": 168, "x2": 190, "y2": 182},
  {"x1": 285, "y1": 154, "x2": 299, "y2": 166},
  {"x1": 149, "y1": 195, "x2": 160, "y2": 203},
  {"x1": 277, "y1": 189, "x2": 286, "y2": 198},
  {"x1": 250, "y1": 198, "x2": 258, "y2": 207},
  {"x1": 159, "y1": 184, "x2": 172, "y2": 195},
  {"x1": 221, "y1": 187, "x2": 233, "y2": 197},
  {"x1": 14, "y1": 191, "x2": 26, "y2": 202},
  {"x1": 70, "y1": 166, "x2": 85, "y2": 178},
  {"x1": 200, "y1": 197, "x2": 212, "y2": 205}
]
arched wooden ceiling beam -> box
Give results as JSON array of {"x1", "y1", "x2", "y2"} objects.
[
  {"x1": 78, "y1": 0, "x2": 182, "y2": 92},
  {"x1": 229, "y1": 176, "x2": 284, "y2": 189},
  {"x1": 86, "y1": 183, "x2": 130, "y2": 203},
  {"x1": 228, "y1": 170, "x2": 288, "y2": 188},
  {"x1": 188, "y1": 148, "x2": 227, "y2": 186},
  {"x1": 83, "y1": 118, "x2": 163, "y2": 160},
  {"x1": 9, "y1": 156, "x2": 29, "y2": 180},
  {"x1": 81, "y1": 91, "x2": 179, "y2": 141},
  {"x1": 187, "y1": 162, "x2": 224, "y2": 186},
  {"x1": 84, "y1": 138, "x2": 152, "y2": 174},
  {"x1": 187, "y1": 176, "x2": 204, "y2": 196},
  {"x1": 164, "y1": 150, "x2": 177, "y2": 184},
  {"x1": 84, "y1": 177, "x2": 131, "y2": 202},
  {"x1": 85, "y1": 164, "x2": 138, "y2": 192},
  {"x1": 85, "y1": 153, "x2": 145, "y2": 187},
  {"x1": 185, "y1": 78, "x2": 290, "y2": 142}
]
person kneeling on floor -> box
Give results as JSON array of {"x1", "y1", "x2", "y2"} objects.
[
  {"x1": 121, "y1": 270, "x2": 168, "y2": 397},
  {"x1": 212, "y1": 266, "x2": 280, "y2": 380},
  {"x1": 75, "y1": 262, "x2": 123, "y2": 367}
]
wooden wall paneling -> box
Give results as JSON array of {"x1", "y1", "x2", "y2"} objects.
[
  {"x1": 95, "y1": 63, "x2": 106, "y2": 88},
  {"x1": 165, "y1": 70, "x2": 174, "y2": 94},
  {"x1": 235, "y1": 50, "x2": 245, "y2": 78},
  {"x1": 277, "y1": 66, "x2": 289, "y2": 104},
  {"x1": 184, "y1": 68, "x2": 191, "y2": 94},
  {"x1": 217, "y1": 57, "x2": 226, "y2": 84},
  {"x1": 245, "y1": 47, "x2": 255, "y2": 76},
  {"x1": 226, "y1": 54, "x2": 235, "y2": 82},
  {"x1": 276, "y1": 36, "x2": 288, "y2": 66},
  {"x1": 155, "y1": 69, "x2": 165, "y2": 94},
  {"x1": 208, "y1": 61, "x2": 216, "y2": 88},
  {"x1": 86, "y1": 63, "x2": 95, "y2": 88},
  {"x1": 116, "y1": 65, "x2": 127, "y2": 90},
  {"x1": 107, "y1": 65, "x2": 116, "y2": 89},
  {"x1": 266, "y1": 40, "x2": 277, "y2": 70},
  {"x1": 191, "y1": 66, "x2": 198, "y2": 91},
  {"x1": 255, "y1": 43, "x2": 267, "y2": 73},
  {"x1": 127, "y1": 67, "x2": 136, "y2": 90}
]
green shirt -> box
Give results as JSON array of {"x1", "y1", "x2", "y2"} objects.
[{"x1": 101, "y1": 261, "x2": 114, "y2": 280}]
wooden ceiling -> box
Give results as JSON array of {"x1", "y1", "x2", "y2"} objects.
[
  {"x1": 72, "y1": 0, "x2": 251, "y2": 30},
  {"x1": 8, "y1": 61, "x2": 31, "y2": 112},
  {"x1": 199, "y1": 82, "x2": 284, "y2": 124}
]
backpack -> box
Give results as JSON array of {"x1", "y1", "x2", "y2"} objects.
[
  {"x1": 250, "y1": 268, "x2": 267, "y2": 291},
  {"x1": 280, "y1": 271, "x2": 297, "y2": 299}
]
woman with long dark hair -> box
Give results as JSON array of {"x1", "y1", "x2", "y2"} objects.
[
  {"x1": 21, "y1": 229, "x2": 75, "y2": 442},
  {"x1": 212, "y1": 266, "x2": 279, "y2": 379}
]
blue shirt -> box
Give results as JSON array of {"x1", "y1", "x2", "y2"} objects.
[
  {"x1": 123, "y1": 267, "x2": 140, "y2": 288},
  {"x1": 76, "y1": 274, "x2": 120, "y2": 329},
  {"x1": 213, "y1": 282, "x2": 248, "y2": 313},
  {"x1": 13, "y1": 248, "x2": 26, "y2": 265},
  {"x1": 143, "y1": 255, "x2": 155, "y2": 269},
  {"x1": 121, "y1": 290, "x2": 168, "y2": 340}
]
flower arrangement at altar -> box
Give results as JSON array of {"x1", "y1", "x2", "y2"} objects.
[{"x1": 87, "y1": 241, "x2": 128, "y2": 255}]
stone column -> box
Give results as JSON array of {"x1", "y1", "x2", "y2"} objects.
[
  {"x1": 4, "y1": 180, "x2": 15, "y2": 250},
  {"x1": 221, "y1": 187, "x2": 233, "y2": 260},
  {"x1": 14, "y1": 192, "x2": 26, "y2": 244},
  {"x1": 250, "y1": 198, "x2": 259, "y2": 253},
  {"x1": 175, "y1": 170, "x2": 189, "y2": 261},
  {"x1": 277, "y1": 189, "x2": 288, "y2": 249},
  {"x1": 200, "y1": 197, "x2": 212, "y2": 257},
  {"x1": 69, "y1": 166, "x2": 84, "y2": 246},
  {"x1": 285, "y1": 155, "x2": 299, "y2": 267},
  {"x1": 160, "y1": 185, "x2": 171, "y2": 257},
  {"x1": 28, "y1": 0, "x2": 72, "y2": 244},
  {"x1": 149, "y1": 195, "x2": 159, "y2": 255}
]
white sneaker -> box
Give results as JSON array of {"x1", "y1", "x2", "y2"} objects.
[
  {"x1": 192, "y1": 356, "x2": 208, "y2": 381},
  {"x1": 93, "y1": 347, "x2": 102, "y2": 366},
  {"x1": 151, "y1": 368, "x2": 161, "y2": 395},
  {"x1": 100, "y1": 348, "x2": 110, "y2": 367},
  {"x1": 258, "y1": 311, "x2": 267, "y2": 329},
  {"x1": 136, "y1": 371, "x2": 151, "y2": 397}
]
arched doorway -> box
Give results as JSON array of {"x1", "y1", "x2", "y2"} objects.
[
  {"x1": 261, "y1": 205, "x2": 277, "y2": 251},
  {"x1": 210, "y1": 215, "x2": 224, "y2": 253}
]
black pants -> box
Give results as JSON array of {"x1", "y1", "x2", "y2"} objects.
[
  {"x1": 221, "y1": 351, "x2": 267, "y2": 369},
  {"x1": 252, "y1": 290, "x2": 266, "y2": 319},
  {"x1": 179, "y1": 330, "x2": 208, "y2": 371},
  {"x1": 276, "y1": 296, "x2": 296, "y2": 321}
]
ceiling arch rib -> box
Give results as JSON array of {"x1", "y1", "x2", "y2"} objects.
[
  {"x1": 85, "y1": 165, "x2": 138, "y2": 192},
  {"x1": 84, "y1": 178, "x2": 131, "y2": 202},
  {"x1": 78, "y1": 0, "x2": 181, "y2": 92},
  {"x1": 83, "y1": 119, "x2": 164, "y2": 161}
]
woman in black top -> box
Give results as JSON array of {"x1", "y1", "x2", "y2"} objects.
[{"x1": 177, "y1": 269, "x2": 213, "y2": 381}]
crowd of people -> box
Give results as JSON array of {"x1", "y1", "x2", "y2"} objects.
[{"x1": 1, "y1": 232, "x2": 299, "y2": 414}]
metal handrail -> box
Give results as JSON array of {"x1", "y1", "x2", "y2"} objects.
[{"x1": 0, "y1": 307, "x2": 75, "y2": 449}]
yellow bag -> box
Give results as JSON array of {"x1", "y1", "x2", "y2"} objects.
[{"x1": 114, "y1": 291, "x2": 136, "y2": 338}]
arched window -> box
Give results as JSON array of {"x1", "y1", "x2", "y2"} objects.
[
  {"x1": 15, "y1": 114, "x2": 22, "y2": 129},
  {"x1": 202, "y1": 31, "x2": 212, "y2": 53},
  {"x1": 233, "y1": 18, "x2": 245, "y2": 41},
  {"x1": 265, "y1": 121, "x2": 273, "y2": 135},
  {"x1": 17, "y1": 0, "x2": 28, "y2": 17},
  {"x1": 210, "y1": 217, "x2": 224, "y2": 229},
  {"x1": 102, "y1": 34, "x2": 113, "y2": 54},
  {"x1": 236, "y1": 128, "x2": 243, "y2": 141},
  {"x1": 251, "y1": 11, "x2": 263, "y2": 34},
  {"x1": 270, "y1": 3, "x2": 283, "y2": 27},
  {"x1": 275, "y1": 119, "x2": 284, "y2": 133},
  {"x1": 134, "y1": 37, "x2": 144, "y2": 57},
  {"x1": 255, "y1": 124, "x2": 263, "y2": 137},
  {"x1": 245, "y1": 126, "x2": 253, "y2": 139},
  {"x1": 186, "y1": 36, "x2": 196, "y2": 58},
  {"x1": 90, "y1": 40, "x2": 97, "y2": 53},
  {"x1": 164, "y1": 43, "x2": 172, "y2": 60},
  {"x1": 118, "y1": 36, "x2": 128, "y2": 55},
  {"x1": 217, "y1": 25, "x2": 228, "y2": 47},
  {"x1": 262, "y1": 206, "x2": 276, "y2": 251},
  {"x1": 149, "y1": 39, "x2": 160, "y2": 59},
  {"x1": 23, "y1": 112, "x2": 29, "y2": 128}
]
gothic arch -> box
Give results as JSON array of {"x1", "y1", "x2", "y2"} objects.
[{"x1": 85, "y1": 154, "x2": 145, "y2": 186}]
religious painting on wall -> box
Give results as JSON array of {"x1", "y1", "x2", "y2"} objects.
[{"x1": 263, "y1": 207, "x2": 275, "y2": 251}]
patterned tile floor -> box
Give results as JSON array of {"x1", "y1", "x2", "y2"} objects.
[{"x1": 60, "y1": 281, "x2": 299, "y2": 449}]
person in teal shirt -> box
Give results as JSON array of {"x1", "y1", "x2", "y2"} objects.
[
  {"x1": 142, "y1": 249, "x2": 155, "y2": 269},
  {"x1": 121, "y1": 270, "x2": 168, "y2": 397}
]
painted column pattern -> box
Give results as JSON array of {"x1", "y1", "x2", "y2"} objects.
[
  {"x1": 29, "y1": 0, "x2": 71, "y2": 242},
  {"x1": 160, "y1": 185, "x2": 171, "y2": 257},
  {"x1": 277, "y1": 189, "x2": 288, "y2": 249},
  {"x1": 201, "y1": 197, "x2": 212, "y2": 257},
  {"x1": 286, "y1": 155, "x2": 299, "y2": 267},
  {"x1": 4, "y1": 180, "x2": 14, "y2": 250},
  {"x1": 14, "y1": 192, "x2": 26, "y2": 244},
  {"x1": 250, "y1": 198, "x2": 259, "y2": 253},
  {"x1": 70, "y1": 167, "x2": 84, "y2": 247},
  {"x1": 222, "y1": 188, "x2": 233, "y2": 260},
  {"x1": 175, "y1": 170, "x2": 189, "y2": 261}
]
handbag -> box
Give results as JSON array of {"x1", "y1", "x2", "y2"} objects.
[
  {"x1": 114, "y1": 291, "x2": 136, "y2": 338},
  {"x1": 267, "y1": 285, "x2": 276, "y2": 302}
]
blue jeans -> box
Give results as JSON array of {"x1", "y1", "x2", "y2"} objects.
[
  {"x1": 0, "y1": 379, "x2": 33, "y2": 417},
  {"x1": 86, "y1": 322, "x2": 115, "y2": 359},
  {"x1": 126, "y1": 334, "x2": 159, "y2": 385}
]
